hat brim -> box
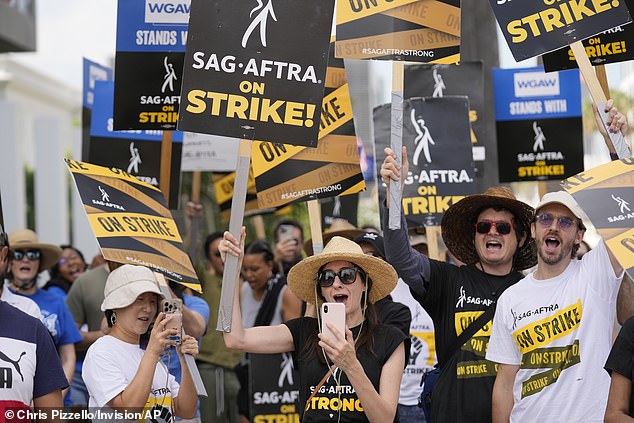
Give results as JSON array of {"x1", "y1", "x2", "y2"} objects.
[
  {"x1": 287, "y1": 251, "x2": 397, "y2": 305},
  {"x1": 101, "y1": 281, "x2": 164, "y2": 311},
  {"x1": 10, "y1": 242, "x2": 62, "y2": 271},
  {"x1": 304, "y1": 229, "x2": 366, "y2": 256},
  {"x1": 441, "y1": 194, "x2": 537, "y2": 271}
]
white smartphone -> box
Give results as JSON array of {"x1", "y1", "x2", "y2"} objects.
[{"x1": 320, "y1": 302, "x2": 346, "y2": 341}]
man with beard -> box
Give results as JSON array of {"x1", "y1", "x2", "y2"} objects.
[{"x1": 487, "y1": 191, "x2": 625, "y2": 421}]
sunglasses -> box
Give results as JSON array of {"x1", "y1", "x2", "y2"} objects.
[
  {"x1": 535, "y1": 213, "x2": 576, "y2": 231},
  {"x1": 475, "y1": 220, "x2": 512, "y2": 235},
  {"x1": 13, "y1": 249, "x2": 41, "y2": 261},
  {"x1": 317, "y1": 267, "x2": 363, "y2": 287}
]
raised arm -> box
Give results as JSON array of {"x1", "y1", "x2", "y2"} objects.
[
  {"x1": 220, "y1": 228, "x2": 295, "y2": 354},
  {"x1": 380, "y1": 146, "x2": 431, "y2": 300},
  {"x1": 593, "y1": 99, "x2": 630, "y2": 160}
]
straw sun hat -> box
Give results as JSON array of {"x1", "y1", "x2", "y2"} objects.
[
  {"x1": 288, "y1": 236, "x2": 397, "y2": 305},
  {"x1": 8, "y1": 229, "x2": 63, "y2": 271},
  {"x1": 441, "y1": 186, "x2": 537, "y2": 271}
]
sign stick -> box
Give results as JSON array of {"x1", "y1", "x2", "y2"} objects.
[
  {"x1": 388, "y1": 61, "x2": 404, "y2": 230},
  {"x1": 307, "y1": 199, "x2": 324, "y2": 255},
  {"x1": 570, "y1": 41, "x2": 630, "y2": 159},
  {"x1": 188, "y1": 171, "x2": 202, "y2": 261},
  {"x1": 538, "y1": 181, "x2": 548, "y2": 199},
  {"x1": 426, "y1": 226, "x2": 441, "y2": 260},
  {"x1": 217, "y1": 139, "x2": 252, "y2": 332},
  {"x1": 252, "y1": 215, "x2": 266, "y2": 240},
  {"x1": 160, "y1": 131, "x2": 173, "y2": 202},
  {"x1": 154, "y1": 272, "x2": 207, "y2": 396},
  {"x1": 595, "y1": 65, "x2": 610, "y2": 98}
]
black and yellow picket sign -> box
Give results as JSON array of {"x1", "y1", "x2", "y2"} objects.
[
  {"x1": 66, "y1": 159, "x2": 201, "y2": 292},
  {"x1": 563, "y1": 158, "x2": 634, "y2": 279},
  {"x1": 212, "y1": 169, "x2": 264, "y2": 222},
  {"x1": 249, "y1": 353, "x2": 300, "y2": 423},
  {"x1": 489, "y1": 0, "x2": 632, "y2": 62},
  {"x1": 543, "y1": 23, "x2": 634, "y2": 72},
  {"x1": 335, "y1": 0, "x2": 461, "y2": 62},
  {"x1": 251, "y1": 38, "x2": 366, "y2": 209}
]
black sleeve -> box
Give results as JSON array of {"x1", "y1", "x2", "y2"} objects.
[
  {"x1": 375, "y1": 297, "x2": 412, "y2": 365},
  {"x1": 382, "y1": 204, "x2": 431, "y2": 301},
  {"x1": 379, "y1": 324, "x2": 408, "y2": 367},
  {"x1": 605, "y1": 316, "x2": 634, "y2": 379}
]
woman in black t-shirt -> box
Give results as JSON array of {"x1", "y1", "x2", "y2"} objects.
[
  {"x1": 604, "y1": 316, "x2": 634, "y2": 421},
  {"x1": 221, "y1": 229, "x2": 407, "y2": 423}
]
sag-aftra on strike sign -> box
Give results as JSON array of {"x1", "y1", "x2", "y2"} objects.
[{"x1": 178, "y1": 0, "x2": 335, "y2": 147}]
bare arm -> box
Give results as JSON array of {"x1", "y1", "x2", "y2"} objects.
[
  {"x1": 617, "y1": 274, "x2": 634, "y2": 325},
  {"x1": 181, "y1": 305, "x2": 206, "y2": 339},
  {"x1": 605, "y1": 371, "x2": 634, "y2": 423},
  {"x1": 492, "y1": 363, "x2": 519, "y2": 423},
  {"x1": 58, "y1": 343, "x2": 75, "y2": 388},
  {"x1": 172, "y1": 335, "x2": 199, "y2": 419},
  {"x1": 282, "y1": 286, "x2": 302, "y2": 321},
  {"x1": 33, "y1": 390, "x2": 64, "y2": 421},
  {"x1": 220, "y1": 228, "x2": 295, "y2": 354}
]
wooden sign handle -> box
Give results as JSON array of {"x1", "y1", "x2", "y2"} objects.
[
  {"x1": 160, "y1": 131, "x2": 173, "y2": 203},
  {"x1": 426, "y1": 226, "x2": 441, "y2": 260},
  {"x1": 388, "y1": 61, "x2": 404, "y2": 230},
  {"x1": 307, "y1": 199, "x2": 324, "y2": 255}
]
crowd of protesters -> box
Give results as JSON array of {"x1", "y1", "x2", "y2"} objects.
[{"x1": 0, "y1": 100, "x2": 632, "y2": 423}]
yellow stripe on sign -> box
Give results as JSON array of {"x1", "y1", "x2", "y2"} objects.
[
  {"x1": 337, "y1": 0, "x2": 420, "y2": 25},
  {"x1": 563, "y1": 158, "x2": 634, "y2": 194},
  {"x1": 325, "y1": 67, "x2": 347, "y2": 89},
  {"x1": 340, "y1": 180, "x2": 367, "y2": 196},
  {"x1": 214, "y1": 170, "x2": 256, "y2": 205},
  {"x1": 606, "y1": 228, "x2": 634, "y2": 272},
  {"x1": 88, "y1": 213, "x2": 182, "y2": 242},
  {"x1": 251, "y1": 141, "x2": 307, "y2": 177},
  {"x1": 412, "y1": 331, "x2": 437, "y2": 365},
  {"x1": 65, "y1": 159, "x2": 159, "y2": 191},
  {"x1": 383, "y1": 0, "x2": 461, "y2": 36},
  {"x1": 512, "y1": 300, "x2": 582, "y2": 354},
  {"x1": 455, "y1": 311, "x2": 493, "y2": 338},
  {"x1": 292, "y1": 135, "x2": 359, "y2": 165},
  {"x1": 319, "y1": 84, "x2": 353, "y2": 139},
  {"x1": 430, "y1": 52, "x2": 461, "y2": 64}
]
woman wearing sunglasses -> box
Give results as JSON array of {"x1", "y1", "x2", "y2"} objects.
[
  {"x1": 6, "y1": 229, "x2": 83, "y2": 396},
  {"x1": 44, "y1": 244, "x2": 88, "y2": 300},
  {"x1": 221, "y1": 229, "x2": 406, "y2": 423}
]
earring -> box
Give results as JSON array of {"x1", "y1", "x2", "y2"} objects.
[{"x1": 110, "y1": 312, "x2": 117, "y2": 326}]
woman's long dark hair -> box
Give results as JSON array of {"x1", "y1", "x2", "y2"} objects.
[{"x1": 300, "y1": 273, "x2": 380, "y2": 364}]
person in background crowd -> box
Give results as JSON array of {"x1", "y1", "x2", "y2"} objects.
[
  {"x1": 487, "y1": 191, "x2": 625, "y2": 421},
  {"x1": 222, "y1": 230, "x2": 407, "y2": 423},
  {"x1": 604, "y1": 315, "x2": 634, "y2": 421},
  {"x1": 236, "y1": 239, "x2": 302, "y2": 422},
  {"x1": 355, "y1": 232, "x2": 434, "y2": 423},
  {"x1": 303, "y1": 218, "x2": 365, "y2": 257},
  {"x1": 273, "y1": 220, "x2": 304, "y2": 276},
  {"x1": 381, "y1": 148, "x2": 536, "y2": 423},
  {"x1": 83, "y1": 265, "x2": 198, "y2": 422},
  {"x1": 197, "y1": 231, "x2": 242, "y2": 423},
  {"x1": 0, "y1": 224, "x2": 67, "y2": 415},
  {"x1": 44, "y1": 244, "x2": 88, "y2": 299},
  {"x1": 7, "y1": 229, "x2": 82, "y2": 394},
  {"x1": 576, "y1": 240, "x2": 591, "y2": 259}
]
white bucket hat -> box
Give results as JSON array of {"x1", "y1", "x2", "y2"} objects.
[{"x1": 101, "y1": 264, "x2": 163, "y2": 311}]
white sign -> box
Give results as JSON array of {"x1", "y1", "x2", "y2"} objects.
[{"x1": 181, "y1": 132, "x2": 239, "y2": 171}]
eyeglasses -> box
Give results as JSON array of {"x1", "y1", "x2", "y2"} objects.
[
  {"x1": 475, "y1": 221, "x2": 512, "y2": 235},
  {"x1": 535, "y1": 213, "x2": 576, "y2": 231},
  {"x1": 317, "y1": 267, "x2": 362, "y2": 287},
  {"x1": 59, "y1": 255, "x2": 81, "y2": 265},
  {"x1": 13, "y1": 250, "x2": 41, "y2": 261}
]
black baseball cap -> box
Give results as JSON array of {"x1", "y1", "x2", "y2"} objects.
[{"x1": 353, "y1": 233, "x2": 386, "y2": 260}]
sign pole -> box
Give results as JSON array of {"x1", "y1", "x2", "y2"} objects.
[
  {"x1": 188, "y1": 171, "x2": 202, "y2": 261},
  {"x1": 388, "y1": 61, "x2": 404, "y2": 230},
  {"x1": 426, "y1": 226, "x2": 441, "y2": 260},
  {"x1": 307, "y1": 199, "x2": 323, "y2": 255},
  {"x1": 595, "y1": 65, "x2": 610, "y2": 98},
  {"x1": 570, "y1": 41, "x2": 630, "y2": 159},
  {"x1": 252, "y1": 215, "x2": 266, "y2": 240},
  {"x1": 160, "y1": 130, "x2": 173, "y2": 202},
  {"x1": 217, "y1": 139, "x2": 252, "y2": 332}
]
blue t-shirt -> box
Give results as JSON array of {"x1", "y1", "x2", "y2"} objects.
[
  {"x1": 0, "y1": 301, "x2": 68, "y2": 410},
  {"x1": 44, "y1": 285, "x2": 68, "y2": 301},
  {"x1": 11, "y1": 288, "x2": 82, "y2": 347}
]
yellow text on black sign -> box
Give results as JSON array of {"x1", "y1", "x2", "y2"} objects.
[
  {"x1": 88, "y1": 212, "x2": 182, "y2": 242},
  {"x1": 507, "y1": 0, "x2": 621, "y2": 44}
]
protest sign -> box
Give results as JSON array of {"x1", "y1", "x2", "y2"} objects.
[
  {"x1": 335, "y1": 0, "x2": 461, "y2": 62},
  {"x1": 375, "y1": 96, "x2": 475, "y2": 228},
  {"x1": 404, "y1": 62, "x2": 487, "y2": 165},
  {"x1": 178, "y1": 0, "x2": 335, "y2": 147},
  {"x1": 563, "y1": 159, "x2": 634, "y2": 279},
  {"x1": 543, "y1": 23, "x2": 634, "y2": 72},
  {"x1": 90, "y1": 81, "x2": 183, "y2": 208},
  {"x1": 213, "y1": 170, "x2": 260, "y2": 221},
  {"x1": 181, "y1": 132, "x2": 239, "y2": 172},
  {"x1": 249, "y1": 353, "x2": 300, "y2": 423},
  {"x1": 493, "y1": 67, "x2": 583, "y2": 183},
  {"x1": 66, "y1": 159, "x2": 201, "y2": 291},
  {"x1": 489, "y1": 0, "x2": 632, "y2": 61},
  {"x1": 82, "y1": 59, "x2": 112, "y2": 161},
  {"x1": 114, "y1": 0, "x2": 189, "y2": 130},
  {"x1": 251, "y1": 39, "x2": 365, "y2": 209}
]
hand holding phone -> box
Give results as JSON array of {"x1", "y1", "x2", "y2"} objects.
[
  {"x1": 161, "y1": 298, "x2": 183, "y2": 345},
  {"x1": 320, "y1": 302, "x2": 345, "y2": 342}
]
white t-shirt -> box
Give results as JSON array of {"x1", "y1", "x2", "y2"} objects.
[
  {"x1": 83, "y1": 335, "x2": 180, "y2": 423},
  {"x1": 487, "y1": 240, "x2": 622, "y2": 422},
  {"x1": 2, "y1": 282, "x2": 42, "y2": 320},
  {"x1": 390, "y1": 278, "x2": 436, "y2": 405}
]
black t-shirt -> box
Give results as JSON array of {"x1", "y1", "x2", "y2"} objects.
[
  {"x1": 605, "y1": 316, "x2": 634, "y2": 416},
  {"x1": 426, "y1": 261, "x2": 521, "y2": 423},
  {"x1": 284, "y1": 317, "x2": 406, "y2": 423}
]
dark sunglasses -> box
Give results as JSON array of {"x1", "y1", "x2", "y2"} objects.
[
  {"x1": 535, "y1": 213, "x2": 576, "y2": 231},
  {"x1": 13, "y1": 249, "x2": 41, "y2": 261},
  {"x1": 475, "y1": 220, "x2": 512, "y2": 235},
  {"x1": 317, "y1": 267, "x2": 362, "y2": 287}
]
